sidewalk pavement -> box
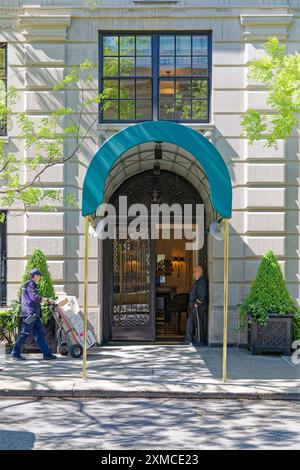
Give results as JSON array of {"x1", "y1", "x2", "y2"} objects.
[{"x1": 0, "y1": 344, "x2": 299, "y2": 399}]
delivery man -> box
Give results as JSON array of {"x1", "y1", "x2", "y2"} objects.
[{"x1": 11, "y1": 269, "x2": 57, "y2": 361}]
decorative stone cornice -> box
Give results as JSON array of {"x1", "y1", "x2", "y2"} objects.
[
  {"x1": 240, "y1": 14, "x2": 293, "y2": 41},
  {"x1": 18, "y1": 15, "x2": 71, "y2": 42}
]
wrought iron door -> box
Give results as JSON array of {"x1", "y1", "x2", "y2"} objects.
[{"x1": 110, "y1": 236, "x2": 155, "y2": 341}]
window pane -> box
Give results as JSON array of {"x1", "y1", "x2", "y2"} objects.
[
  {"x1": 176, "y1": 79, "x2": 192, "y2": 99},
  {"x1": 136, "y1": 57, "x2": 152, "y2": 76},
  {"x1": 103, "y1": 57, "x2": 118, "y2": 76},
  {"x1": 160, "y1": 56, "x2": 175, "y2": 76},
  {"x1": 192, "y1": 79, "x2": 208, "y2": 98},
  {"x1": 136, "y1": 79, "x2": 152, "y2": 99},
  {"x1": 103, "y1": 79, "x2": 118, "y2": 99},
  {"x1": 193, "y1": 36, "x2": 208, "y2": 55},
  {"x1": 175, "y1": 100, "x2": 191, "y2": 120},
  {"x1": 120, "y1": 79, "x2": 135, "y2": 99},
  {"x1": 176, "y1": 56, "x2": 191, "y2": 76},
  {"x1": 160, "y1": 36, "x2": 175, "y2": 55},
  {"x1": 120, "y1": 100, "x2": 135, "y2": 120},
  {"x1": 176, "y1": 36, "x2": 191, "y2": 56},
  {"x1": 0, "y1": 79, "x2": 5, "y2": 105},
  {"x1": 192, "y1": 56, "x2": 208, "y2": 76},
  {"x1": 136, "y1": 36, "x2": 151, "y2": 56},
  {"x1": 159, "y1": 79, "x2": 175, "y2": 98},
  {"x1": 136, "y1": 100, "x2": 152, "y2": 120},
  {"x1": 120, "y1": 36, "x2": 135, "y2": 56},
  {"x1": 120, "y1": 57, "x2": 135, "y2": 76},
  {"x1": 102, "y1": 100, "x2": 118, "y2": 120},
  {"x1": 159, "y1": 100, "x2": 174, "y2": 120},
  {"x1": 192, "y1": 100, "x2": 208, "y2": 120},
  {"x1": 0, "y1": 69, "x2": 5, "y2": 79},
  {"x1": 103, "y1": 36, "x2": 118, "y2": 56}
]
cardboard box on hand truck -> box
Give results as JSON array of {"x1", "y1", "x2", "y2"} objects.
[{"x1": 56, "y1": 295, "x2": 96, "y2": 349}]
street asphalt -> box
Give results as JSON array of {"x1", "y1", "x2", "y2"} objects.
[{"x1": 0, "y1": 398, "x2": 299, "y2": 450}]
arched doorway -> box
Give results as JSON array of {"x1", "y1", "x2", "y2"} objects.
[{"x1": 102, "y1": 169, "x2": 206, "y2": 343}]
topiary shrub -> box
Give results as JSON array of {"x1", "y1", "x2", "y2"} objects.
[
  {"x1": 17, "y1": 248, "x2": 56, "y2": 324},
  {"x1": 239, "y1": 249, "x2": 300, "y2": 339}
]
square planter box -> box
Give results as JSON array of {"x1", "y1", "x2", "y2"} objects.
[{"x1": 248, "y1": 314, "x2": 293, "y2": 356}]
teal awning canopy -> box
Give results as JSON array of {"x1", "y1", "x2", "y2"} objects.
[{"x1": 82, "y1": 121, "x2": 232, "y2": 218}]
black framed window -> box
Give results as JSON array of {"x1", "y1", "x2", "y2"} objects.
[
  {"x1": 0, "y1": 212, "x2": 7, "y2": 307},
  {"x1": 0, "y1": 44, "x2": 7, "y2": 136},
  {"x1": 99, "y1": 33, "x2": 211, "y2": 123}
]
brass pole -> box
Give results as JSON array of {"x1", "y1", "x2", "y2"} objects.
[
  {"x1": 222, "y1": 218, "x2": 229, "y2": 383},
  {"x1": 83, "y1": 215, "x2": 89, "y2": 381}
]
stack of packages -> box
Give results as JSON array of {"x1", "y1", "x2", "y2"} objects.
[{"x1": 56, "y1": 295, "x2": 96, "y2": 349}]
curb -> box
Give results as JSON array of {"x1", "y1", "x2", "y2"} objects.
[{"x1": 0, "y1": 389, "x2": 299, "y2": 400}]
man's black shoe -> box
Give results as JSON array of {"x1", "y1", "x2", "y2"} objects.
[
  {"x1": 11, "y1": 355, "x2": 25, "y2": 361},
  {"x1": 43, "y1": 354, "x2": 57, "y2": 360}
]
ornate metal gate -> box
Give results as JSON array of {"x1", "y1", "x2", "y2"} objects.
[{"x1": 110, "y1": 236, "x2": 155, "y2": 341}]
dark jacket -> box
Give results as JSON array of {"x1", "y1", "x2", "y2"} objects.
[
  {"x1": 189, "y1": 276, "x2": 208, "y2": 310},
  {"x1": 20, "y1": 279, "x2": 42, "y2": 317}
]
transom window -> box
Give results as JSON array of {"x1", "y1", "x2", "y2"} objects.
[{"x1": 99, "y1": 33, "x2": 211, "y2": 123}]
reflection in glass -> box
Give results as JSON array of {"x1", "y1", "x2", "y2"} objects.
[
  {"x1": 176, "y1": 36, "x2": 191, "y2": 56},
  {"x1": 136, "y1": 36, "x2": 151, "y2": 56},
  {"x1": 176, "y1": 56, "x2": 191, "y2": 76},
  {"x1": 120, "y1": 79, "x2": 135, "y2": 99},
  {"x1": 103, "y1": 79, "x2": 118, "y2": 99},
  {"x1": 102, "y1": 100, "x2": 118, "y2": 120},
  {"x1": 192, "y1": 79, "x2": 208, "y2": 98},
  {"x1": 120, "y1": 57, "x2": 135, "y2": 76},
  {"x1": 136, "y1": 79, "x2": 152, "y2": 99},
  {"x1": 136, "y1": 57, "x2": 152, "y2": 76},
  {"x1": 120, "y1": 100, "x2": 135, "y2": 120},
  {"x1": 136, "y1": 100, "x2": 152, "y2": 120},
  {"x1": 159, "y1": 99, "x2": 174, "y2": 120},
  {"x1": 175, "y1": 99, "x2": 191, "y2": 120},
  {"x1": 120, "y1": 36, "x2": 135, "y2": 55},
  {"x1": 103, "y1": 36, "x2": 118, "y2": 56},
  {"x1": 193, "y1": 36, "x2": 208, "y2": 55},
  {"x1": 192, "y1": 56, "x2": 208, "y2": 76},
  {"x1": 160, "y1": 57, "x2": 175, "y2": 76},
  {"x1": 159, "y1": 79, "x2": 175, "y2": 98},
  {"x1": 103, "y1": 57, "x2": 118, "y2": 77},
  {"x1": 160, "y1": 36, "x2": 175, "y2": 55},
  {"x1": 176, "y1": 79, "x2": 191, "y2": 99},
  {"x1": 192, "y1": 100, "x2": 208, "y2": 120}
]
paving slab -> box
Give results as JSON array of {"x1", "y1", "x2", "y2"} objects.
[{"x1": 0, "y1": 345, "x2": 299, "y2": 399}]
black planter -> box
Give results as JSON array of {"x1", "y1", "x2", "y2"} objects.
[{"x1": 248, "y1": 314, "x2": 293, "y2": 356}]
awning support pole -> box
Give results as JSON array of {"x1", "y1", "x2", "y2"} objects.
[
  {"x1": 83, "y1": 215, "x2": 89, "y2": 381},
  {"x1": 222, "y1": 218, "x2": 229, "y2": 383}
]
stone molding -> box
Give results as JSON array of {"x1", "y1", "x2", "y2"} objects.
[
  {"x1": 18, "y1": 14, "x2": 71, "y2": 42},
  {"x1": 240, "y1": 14, "x2": 293, "y2": 41}
]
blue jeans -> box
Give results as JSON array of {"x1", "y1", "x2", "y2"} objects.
[{"x1": 12, "y1": 316, "x2": 52, "y2": 358}]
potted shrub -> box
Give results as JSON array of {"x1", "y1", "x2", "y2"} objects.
[
  {"x1": 239, "y1": 249, "x2": 300, "y2": 355},
  {"x1": 16, "y1": 248, "x2": 57, "y2": 352},
  {"x1": 0, "y1": 301, "x2": 20, "y2": 353}
]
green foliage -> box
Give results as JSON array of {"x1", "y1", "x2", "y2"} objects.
[
  {"x1": 239, "y1": 249, "x2": 300, "y2": 339},
  {"x1": 241, "y1": 37, "x2": 300, "y2": 148},
  {"x1": 18, "y1": 249, "x2": 56, "y2": 324},
  {"x1": 0, "y1": 301, "x2": 20, "y2": 346},
  {"x1": 0, "y1": 59, "x2": 109, "y2": 217}
]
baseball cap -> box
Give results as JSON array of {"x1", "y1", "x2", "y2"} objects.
[{"x1": 29, "y1": 268, "x2": 43, "y2": 277}]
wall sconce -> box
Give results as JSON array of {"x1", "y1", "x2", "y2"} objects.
[{"x1": 173, "y1": 256, "x2": 184, "y2": 278}]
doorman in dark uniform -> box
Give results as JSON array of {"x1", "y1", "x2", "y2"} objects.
[
  {"x1": 11, "y1": 269, "x2": 57, "y2": 361},
  {"x1": 185, "y1": 265, "x2": 208, "y2": 345}
]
